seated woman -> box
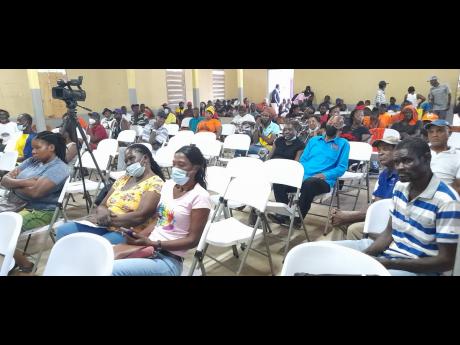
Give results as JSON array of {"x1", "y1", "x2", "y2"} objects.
[
  {"x1": 299, "y1": 114, "x2": 323, "y2": 143},
  {"x1": 390, "y1": 105, "x2": 422, "y2": 139},
  {"x1": 340, "y1": 108, "x2": 371, "y2": 142},
  {"x1": 0, "y1": 131, "x2": 70, "y2": 272},
  {"x1": 196, "y1": 106, "x2": 222, "y2": 137},
  {"x1": 112, "y1": 145, "x2": 212, "y2": 276},
  {"x1": 55, "y1": 144, "x2": 165, "y2": 244}
]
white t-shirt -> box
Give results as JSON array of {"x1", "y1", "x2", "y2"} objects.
[
  {"x1": 0, "y1": 121, "x2": 19, "y2": 145},
  {"x1": 149, "y1": 179, "x2": 212, "y2": 257},
  {"x1": 406, "y1": 93, "x2": 418, "y2": 108},
  {"x1": 431, "y1": 147, "x2": 460, "y2": 185},
  {"x1": 231, "y1": 113, "x2": 256, "y2": 125}
]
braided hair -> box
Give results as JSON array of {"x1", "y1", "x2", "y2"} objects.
[
  {"x1": 35, "y1": 131, "x2": 67, "y2": 163},
  {"x1": 126, "y1": 143, "x2": 165, "y2": 181}
]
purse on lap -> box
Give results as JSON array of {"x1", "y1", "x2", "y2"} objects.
[{"x1": 113, "y1": 244, "x2": 155, "y2": 260}]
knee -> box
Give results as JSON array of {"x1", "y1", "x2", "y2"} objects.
[{"x1": 56, "y1": 222, "x2": 78, "y2": 240}]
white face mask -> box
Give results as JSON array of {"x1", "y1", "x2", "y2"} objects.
[
  {"x1": 89, "y1": 119, "x2": 96, "y2": 125},
  {"x1": 165, "y1": 109, "x2": 170, "y2": 115}
]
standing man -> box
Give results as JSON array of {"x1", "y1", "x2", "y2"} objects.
[
  {"x1": 428, "y1": 76, "x2": 451, "y2": 120},
  {"x1": 375, "y1": 80, "x2": 388, "y2": 107},
  {"x1": 271, "y1": 84, "x2": 281, "y2": 107}
]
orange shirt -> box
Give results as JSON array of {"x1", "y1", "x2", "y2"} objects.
[
  {"x1": 363, "y1": 113, "x2": 392, "y2": 129},
  {"x1": 196, "y1": 119, "x2": 222, "y2": 133}
]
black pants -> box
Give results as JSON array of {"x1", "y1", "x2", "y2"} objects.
[
  {"x1": 298, "y1": 178, "x2": 331, "y2": 219},
  {"x1": 273, "y1": 178, "x2": 330, "y2": 219}
]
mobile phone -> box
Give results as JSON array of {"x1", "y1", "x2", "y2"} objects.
[{"x1": 120, "y1": 227, "x2": 135, "y2": 237}]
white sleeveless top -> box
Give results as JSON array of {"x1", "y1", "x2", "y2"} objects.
[{"x1": 406, "y1": 93, "x2": 418, "y2": 107}]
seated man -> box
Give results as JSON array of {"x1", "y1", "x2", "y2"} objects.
[
  {"x1": 141, "y1": 110, "x2": 169, "y2": 152},
  {"x1": 324, "y1": 132, "x2": 400, "y2": 240},
  {"x1": 86, "y1": 112, "x2": 108, "y2": 150},
  {"x1": 296, "y1": 115, "x2": 350, "y2": 227},
  {"x1": 14, "y1": 113, "x2": 37, "y2": 162},
  {"x1": 333, "y1": 137, "x2": 460, "y2": 276},
  {"x1": 426, "y1": 119, "x2": 460, "y2": 194},
  {"x1": 164, "y1": 106, "x2": 177, "y2": 125},
  {"x1": 248, "y1": 111, "x2": 280, "y2": 159},
  {"x1": 0, "y1": 109, "x2": 19, "y2": 151}
]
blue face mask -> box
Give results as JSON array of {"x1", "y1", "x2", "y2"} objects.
[
  {"x1": 17, "y1": 124, "x2": 25, "y2": 131},
  {"x1": 126, "y1": 162, "x2": 145, "y2": 177},
  {"x1": 171, "y1": 167, "x2": 190, "y2": 186}
]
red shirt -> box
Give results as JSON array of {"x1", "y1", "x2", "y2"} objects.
[{"x1": 87, "y1": 123, "x2": 108, "y2": 150}]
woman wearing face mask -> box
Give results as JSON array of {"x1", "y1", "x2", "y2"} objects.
[
  {"x1": 86, "y1": 112, "x2": 108, "y2": 150},
  {"x1": 300, "y1": 115, "x2": 323, "y2": 143},
  {"x1": 112, "y1": 146, "x2": 212, "y2": 276},
  {"x1": 55, "y1": 144, "x2": 165, "y2": 244},
  {"x1": 164, "y1": 106, "x2": 177, "y2": 125}
]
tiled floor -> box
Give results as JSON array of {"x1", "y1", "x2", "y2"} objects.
[{"x1": 11, "y1": 177, "x2": 377, "y2": 276}]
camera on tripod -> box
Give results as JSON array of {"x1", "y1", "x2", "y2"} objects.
[{"x1": 52, "y1": 76, "x2": 86, "y2": 104}]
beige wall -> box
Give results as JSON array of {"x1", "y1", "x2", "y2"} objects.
[
  {"x1": 294, "y1": 69, "x2": 460, "y2": 105},
  {"x1": 66, "y1": 69, "x2": 129, "y2": 113},
  {"x1": 243, "y1": 69, "x2": 268, "y2": 103},
  {"x1": 198, "y1": 69, "x2": 213, "y2": 103},
  {"x1": 225, "y1": 69, "x2": 237, "y2": 99},
  {"x1": 0, "y1": 69, "x2": 33, "y2": 118},
  {"x1": 135, "y1": 69, "x2": 167, "y2": 108},
  {"x1": 184, "y1": 69, "x2": 193, "y2": 104}
]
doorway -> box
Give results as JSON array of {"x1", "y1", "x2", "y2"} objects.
[{"x1": 267, "y1": 69, "x2": 293, "y2": 104}]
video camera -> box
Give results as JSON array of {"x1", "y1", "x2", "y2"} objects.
[{"x1": 52, "y1": 76, "x2": 86, "y2": 105}]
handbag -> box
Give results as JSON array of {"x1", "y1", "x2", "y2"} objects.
[
  {"x1": 113, "y1": 244, "x2": 155, "y2": 260},
  {"x1": 0, "y1": 190, "x2": 28, "y2": 213}
]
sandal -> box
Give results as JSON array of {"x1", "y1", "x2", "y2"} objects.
[{"x1": 13, "y1": 263, "x2": 35, "y2": 273}]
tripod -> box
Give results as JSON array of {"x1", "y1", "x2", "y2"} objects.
[{"x1": 64, "y1": 101, "x2": 107, "y2": 213}]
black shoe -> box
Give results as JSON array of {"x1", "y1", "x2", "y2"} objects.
[
  {"x1": 293, "y1": 217, "x2": 303, "y2": 229},
  {"x1": 267, "y1": 214, "x2": 289, "y2": 225}
]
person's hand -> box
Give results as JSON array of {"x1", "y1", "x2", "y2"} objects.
[
  {"x1": 374, "y1": 257, "x2": 391, "y2": 268},
  {"x1": 9, "y1": 169, "x2": 19, "y2": 179},
  {"x1": 123, "y1": 229, "x2": 152, "y2": 246},
  {"x1": 313, "y1": 173, "x2": 326, "y2": 180},
  {"x1": 330, "y1": 209, "x2": 352, "y2": 227},
  {"x1": 96, "y1": 207, "x2": 111, "y2": 226}
]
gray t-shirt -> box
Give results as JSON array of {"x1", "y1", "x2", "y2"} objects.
[
  {"x1": 429, "y1": 84, "x2": 451, "y2": 110},
  {"x1": 14, "y1": 157, "x2": 70, "y2": 210}
]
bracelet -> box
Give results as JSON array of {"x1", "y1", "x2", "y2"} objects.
[{"x1": 156, "y1": 240, "x2": 162, "y2": 251}]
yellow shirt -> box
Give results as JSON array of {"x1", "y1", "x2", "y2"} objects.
[
  {"x1": 106, "y1": 174, "x2": 164, "y2": 232},
  {"x1": 165, "y1": 113, "x2": 177, "y2": 124},
  {"x1": 14, "y1": 133, "x2": 29, "y2": 158}
]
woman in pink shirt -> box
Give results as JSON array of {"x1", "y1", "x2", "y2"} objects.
[{"x1": 112, "y1": 146, "x2": 212, "y2": 276}]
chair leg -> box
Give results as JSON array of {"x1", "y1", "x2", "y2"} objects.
[
  {"x1": 298, "y1": 205, "x2": 310, "y2": 242},
  {"x1": 232, "y1": 245, "x2": 239, "y2": 258},
  {"x1": 352, "y1": 180, "x2": 362, "y2": 211},
  {"x1": 261, "y1": 219, "x2": 275, "y2": 275},
  {"x1": 236, "y1": 216, "x2": 262, "y2": 276},
  {"x1": 282, "y1": 215, "x2": 296, "y2": 261}
]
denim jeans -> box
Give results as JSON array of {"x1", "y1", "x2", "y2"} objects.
[
  {"x1": 333, "y1": 239, "x2": 439, "y2": 276},
  {"x1": 56, "y1": 221, "x2": 126, "y2": 245},
  {"x1": 112, "y1": 252, "x2": 183, "y2": 276}
]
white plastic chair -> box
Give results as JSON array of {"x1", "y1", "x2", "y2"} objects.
[
  {"x1": 191, "y1": 132, "x2": 216, "y2": 145},
  {"x1": 218, "y1": 134, "x2": 251, "y2": 164},
  {"x1": 363, "y1": 198, "x2": 394, "y2": 237},
  {"x1": 0, "y1": 151, "x2": 18, "y2": 172},
  {"x1": 453, "y1": 113, "x2": 460, "y2": 126},
  {"x1": 165, "y1": 124, "x2": 179, "y2": 137},
  {"x1": 181, "y1": 117, "x2": 192, "y2": 128},
  {"x1": 201, "y1": 175, "x2": 274, "y2": 275},
  {"x1": 174, "y1": 130, "x2": 194, "y2": 141},
  {"x1": 221, "y1": 124, "x2": 236, "y2": 137},
  {"x1": 448, "y1": 132, "x2": 460, "y2": 150},
  {"x1": 43, "y1": 233, "x2": 114, "y2": 276},
  {"x1": 95, "y1": 138, "x2": 119, "y2": 170},
  {"x1": 116, "y1": 130, "x2": 136, "y2": 143},
  {"x1": 166, "y1": 134, "x2": 193, "y2": 153},
  {"x1": 51, "y1": 128, "x2": 60, "y2": 133},
  {"x1": 0, "y1": 212, "x2": 23, "y2": 276},
  {"x1": 264, "y1": 159, "x2": 309, "y2": 258},
  {"x1": 339, "y1": 142, "x2": 373, "y2": 210},
  {"x1": 281, "y1": 242, "x2": 391, "y2": 276},
  {"x1": 139, "y1": 142, "x2": 153, "y2": 153},
  {"x1": 194, "y1": 139, "x2": 222, "y2": 165}
]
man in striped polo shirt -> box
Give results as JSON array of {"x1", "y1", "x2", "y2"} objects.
[{"x1": 334, "y1": 137, "x2": 460, "y2": 275}]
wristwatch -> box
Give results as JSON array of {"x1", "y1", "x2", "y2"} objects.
[{"x1": 155, "y1": 240, "x2": 162, "y2": 251}]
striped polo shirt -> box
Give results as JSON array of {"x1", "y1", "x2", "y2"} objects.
[{"x1": 383, "y1": 176, "x2": 460, "y2": 259}]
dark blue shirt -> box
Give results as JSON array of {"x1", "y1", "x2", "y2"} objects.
[
  {"x1": 387, "y1": 104, "x2": 401, "y2": 112},
  {"x1": 373, "y1": 168, "x2": 399, "y2": 199},
  {"x1": 23, "y1": 132, "x2": 37, "y2": 159}
]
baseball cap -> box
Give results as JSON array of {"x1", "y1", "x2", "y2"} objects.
[
  {"x1": 424, "y1": 119, "x2": 450, "y2": 129},
  {"x1": 421, "y1": 113, "x2": 439, "y2": 122},
  {"x1": 157, "y1": 109, "x2": 167, "y2": 118},
  {"x1": 372, "y1": 131, "x2": 401, "y2": 147},
  {"x1": 379, "y1": 80, "x2": 389, "y2": 86},
  {"x1": 427, "y1": 76, "x2": 438, "y2": 82},
  {"x1": 113, "y1": 108, "x2": 122, "y2": 114}
]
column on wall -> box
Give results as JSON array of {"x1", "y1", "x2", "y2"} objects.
[
  {"x1": 127, "y1": 69, "x2": 138, "y2": 105},
  {"x1": 237, "y1": 69, "x2": 244, "y2": 102},
  {"x1": 192, "y1": 69, "x2": 200, "y2": 108},
  {"x1": 26, "y1": 69, "x2": 46, "y2": 132}
]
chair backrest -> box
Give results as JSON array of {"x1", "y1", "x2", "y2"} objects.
[
  {"x1": 167, "y1": 134, "x2": 193, "y2": 152},
  {"x1": 263, "y1": 159, "x2": 304, "y2": 189},
  {"x1": 174, "y1": 130, "x2": 194, "y2": 141},
  {"x1": 281, "y1": 242, "x2": 391, "y2": 276},
  {"x1": 221, "y1": 124, "x2": 236, "y2": 136},
  {"x1": 154, "y1": 146, "x2": 175, "y2": 168},
  {"x1": 363, "y1": 198, "x2": 394, "y2": 235},
  {"x1": 206, "y1": 166, "x2": 231, "y2": 195},
  {"x1": 224, "y1": 175, "x2": 272, "y2": 212},
  {"x1": 222, "y1": 134, "x2": 251, "y2": 151},
  {"x1": 43, "y1": 233, "x2": 114, "y2": 276},
  {"x1": 195, "y1": 139, "x2": 222, "y2": 159},
  {"x1": 348, "y1": 142, "x2": 373, "y2": 162},
  {"x1": 96, "y1": 138, "x2": 119, "y2": 158},
  {"x1": 116, "y1": 130, "x2": 136, "y2": 143},
  {"x1": 165, "y1": 124, "x2": 179, "y2": 136},
  {"x1": 130, "y1": 125, "x2": 144, "y2": 137},
  {"x1": 0, "y1": 212, "x2": 23, "y2": 276},
  {"x1": 181, "y1": 117, "x2": 192, "y2": 128},
  {"x1": 0, "y1": 151, "x2": 18, "y2": 172},
  {"x1": 75, "y1": 151, "x2": 110, "y2": 171},
  {"x1": 192, "y1": 132, "x2": 216, "y2": 144},
  {"x1": 448, "y1": 132, "x2": 460, "y2": 150},
  {"x1": 225, "y1": 156, "x2": 264, "y2": 178}
]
